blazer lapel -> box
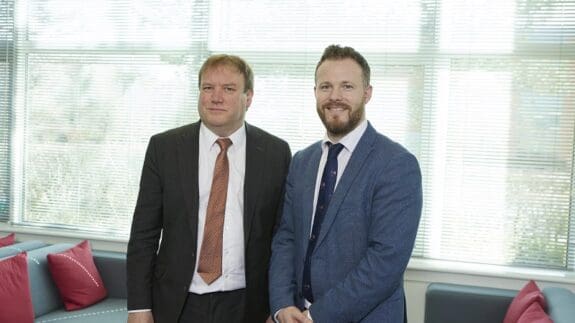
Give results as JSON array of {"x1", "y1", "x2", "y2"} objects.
[
  {"x1": 302, "y1": 143, "x2": 323, "y2": 244},
  {"x1": 315, "y1": 124, "x2": 376, "y2": 247},
  {"x1": 177, "y1": 122, "x2": 201, "y2": 234},
  {"x1": 243, "y1": 123, "x2": 266, "y2": 244}
]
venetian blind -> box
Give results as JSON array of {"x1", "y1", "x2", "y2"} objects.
[
  {"x1": 0, "y1": 0, "x2": 13, "y2": 221},
  {"x1": 4, "y1": 0, "x2": 575, "y2": 270}
]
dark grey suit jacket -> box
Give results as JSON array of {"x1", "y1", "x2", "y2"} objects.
[
  {"x1": 270, "y1": 123, "x2": 422, "y2": 322},
  {"x1": 127, "y1": 121, "x2": 291, "y2": 323}
]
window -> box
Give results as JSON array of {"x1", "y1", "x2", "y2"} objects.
[
  {"x1": 2, "y1": 0, "x2": 574, "y2": 271},
  {"x1": 0, "y1": 0, "x2": 13, "y2": 222}
]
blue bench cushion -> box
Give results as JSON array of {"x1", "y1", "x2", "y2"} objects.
[
  {"x1": 424, "y1": 283, "x2": 517, "y2": 323},
  {"x1": 27, "y1": 243, "x2": 75, "y2": 317},
  {"x1": 543, "y1": 287, "x2": 575, "y2": 323},
  {"x1": 34, "y1": 298, "x2": 127, "y2": 323},
  {"x1": 0, "y1": 240, "x2": 48, "y2": 259}
]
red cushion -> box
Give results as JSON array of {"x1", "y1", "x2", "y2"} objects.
[
  {"x1": 504, "y1": 280, "x2": 547, "y2": 323},
  {"x1": 47, "y1": 240, "x2": 107, "y2": 310},
  {"x1": 0, "y1": 252, "x2": 35, "y2": 323},
  {"x1": 517, "y1": 302, "x2": 552, "y2": 323},
  {"x1": 0, "y1": 232, "x2": 16, "y2": 247}
]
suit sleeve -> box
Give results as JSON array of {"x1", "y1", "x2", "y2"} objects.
[
  {"x1": 269, "y1": 152, "x2": 300, "y2": 314},
  {"x1": 311, "y1": 152, "x2": 423, "y2": 322},
  {"x1": 273, "y1": 144, "x2": 293, "y2": 235},
  {"x1": 126, "y1": 136, "x2": 164, "y2": 311}
]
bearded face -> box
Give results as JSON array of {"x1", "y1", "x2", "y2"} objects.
[
  {"x1": 316, "y1": 99, "x2": 365, "y2": 137},
  {"x1": 314, "y1": 58, "x2": 372, "y2": 140}
]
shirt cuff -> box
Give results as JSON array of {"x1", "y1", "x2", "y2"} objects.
[
  {"x1": 128, "y1": 309, "x2": 152, "y2": 313},
  {"x1": 273, "y1": 309, "x2": 281, "y2": 323}
]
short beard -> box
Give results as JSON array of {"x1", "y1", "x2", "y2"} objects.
[{"x1": 317, "y1": 102, "x2": 365, "y2": 137}]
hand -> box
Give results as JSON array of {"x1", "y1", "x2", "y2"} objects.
[
  {"x1": 277, "y1": 306, "x2": 312, "y2": 323},
  {"x1": 127, "y1": 311, "x2": 154, "y2": 323}
]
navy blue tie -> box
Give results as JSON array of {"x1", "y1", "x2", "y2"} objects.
[{"x1": 302, "y1": 142, "x2": 345, "y2": 303}]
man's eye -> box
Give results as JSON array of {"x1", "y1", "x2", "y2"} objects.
[
  {"x1": 224, "y1": 87, "x2": 236, "y2": 93},
  {"x1": 343, "y1": 84, "x2": 354, "y2": 90},
  {"x1": 202, "y1": 86, "x2": 213, "y2": 91}
]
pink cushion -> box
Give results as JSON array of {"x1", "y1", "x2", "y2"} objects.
[
  {"x1": 0, "y1": 252, "x2": 35, "y2": 323},
  {"x1": 517, "y1": 302, "x2": 552, "y2": 323},
  {"x1": 47, "y1": 240, "x2": 107, "y2": 310},
  {"x1": 504, "y1": 280, "x2": 547, "y2": 323},
  {"x1": 0, "y1": 232, "x2": 15, "y2": 247}
]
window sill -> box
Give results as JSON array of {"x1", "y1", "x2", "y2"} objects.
[{"x1": 406, "y1": 257, "x2": 575, "y2": 289}]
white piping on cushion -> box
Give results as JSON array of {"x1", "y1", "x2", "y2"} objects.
[
  {"x1": 35, "y1": 307, "x2": 127, "y2": 322},
  {"x1": 50, "y1": 254, "x2": 100, "y2": 287}
]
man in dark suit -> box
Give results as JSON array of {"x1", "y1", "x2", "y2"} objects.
[
  {"x1": 127, "y1": 54, "x2": 291, "y2": 323},
  {"x1": 269, "y1": 45, "x2": 422, "y2": 323}
]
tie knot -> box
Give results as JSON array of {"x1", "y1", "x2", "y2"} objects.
[
  {"x1": 216, "y1": 138, "x2": 232, "y2": 151},
  {"x1": 327, "y1": 142, "x2": 344, "y2": 160}
]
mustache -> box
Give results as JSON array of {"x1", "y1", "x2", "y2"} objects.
[{"x1": 322, "y1": 102, "x2": 351, "y2": 110}]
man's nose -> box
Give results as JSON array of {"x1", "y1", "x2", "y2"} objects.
[
  {"x1": 329, "y1": 87, "x2": 343, "y2": 101},
  {"x1": 211, "y1": 88, "x2": 224, "y2": 102}
]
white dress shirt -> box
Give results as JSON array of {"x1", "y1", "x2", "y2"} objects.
[
  {"x1": 189, "y1": 123, "x2": 247, "y2": 294},
  {"x1": 310, "y1": 119, "x2": 368, "y2": 229}
]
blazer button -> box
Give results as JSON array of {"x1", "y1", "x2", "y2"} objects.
[{"x1": 304, "y1": 284, "x2": 310, "y2": 290}]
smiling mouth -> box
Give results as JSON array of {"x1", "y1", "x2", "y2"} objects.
[{"x1": 323, "y1": 103, "x2": 350, "y2": 111}]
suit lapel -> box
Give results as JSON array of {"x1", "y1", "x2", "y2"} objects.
[
  {"x1": 315, "y1": 124, "x2": 376, "y2": 247},
  {"x1": 302, "y1": 144, "x2": 323, "y2": 243},
  {"x1": 177, "y1": 122, "x2": 201, "y2": 234},
  {"x1": 243, "y1": 123, "x2": 265, "y2": 244}
]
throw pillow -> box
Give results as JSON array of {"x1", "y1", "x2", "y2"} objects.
[
  {"x1": 0, "y1": 232, "x2": 15, "y2": 247},
  {"x1": 504, "y1": 280, "x2": 547, "y2": 323},
  {"x1": 47, "y1": 240, "x2": 107, "y2": 310},
  {"x1": 0, "y1": 252, "x2": 35, "y2": 323},
  {"x1": 517, "y1": 301, "x2": 552, "y2": 323}
]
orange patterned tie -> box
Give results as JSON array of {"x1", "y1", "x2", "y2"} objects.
[{"x1": 198, "y1": 138, "x2": 232, "y2": 284}]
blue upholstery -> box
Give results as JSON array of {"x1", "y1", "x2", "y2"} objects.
[
  {"x1": 0, "y1": 240, "x2": 48, "y2": 259},
  {"x1": 543, "y1": 287, "x2": 575, "y2": 323},
  {"x1": 19, "y1": 243, "x2": 128, "y2": 322},
  {"x1": 425, "y1": 282, "x2": 575, "y2": 323},
  {"x1": 93, "y1": 250, "x2": 127, "y2": 299},
  {"x1": 424, "y1": 283, "x2": 515, "y2": 323},
  {"x1": 35, "y1": 298, "x2": 127, "y2": 323},
  {"x1": 27, "y1": 244, "x2": 75, "y2": 317}
]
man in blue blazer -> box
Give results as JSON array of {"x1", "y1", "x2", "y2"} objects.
[{"x1": 269, "y1": 45, "x2": 422, "y2": 323}]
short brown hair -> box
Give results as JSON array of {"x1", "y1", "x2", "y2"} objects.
[
  {"x1": 315, "y1": 45, "x2": 371, "y2": 87},
  {"x1": 198, "y1": 54, "x2": 254, "y2": 93}
]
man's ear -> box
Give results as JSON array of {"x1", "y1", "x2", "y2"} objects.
[
  {"x1": 364, "y1": 85, "x2": 373, "y2": 104},
  {"x1": 245, "y1": 89, "x2": 254, "y2": 108}
]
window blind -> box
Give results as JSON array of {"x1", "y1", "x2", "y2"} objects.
[
  {"x1": 3, "y1": 0, "x2": 575, "y2": 271},
  {"x1": 11, "y1": 0, "x2": 207, "y2": 234},
  {"x1": 0, "y1": 0, "x2": 13, "y2": 221}
]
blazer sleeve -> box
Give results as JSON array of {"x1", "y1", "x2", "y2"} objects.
[
  {"x1": 126, "y1": 135, "x2": 164, "y2": 310},
  {"x1": 269, "y1": 152, "x2": 301, "y2": 314}
]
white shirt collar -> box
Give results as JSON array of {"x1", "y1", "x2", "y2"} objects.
[
  {"x1": 200, "y1": 122, "x2": 246, "y2": 150},
  {"x1": 322, "y1": 119, "x2": 368, "y2": 154}
]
